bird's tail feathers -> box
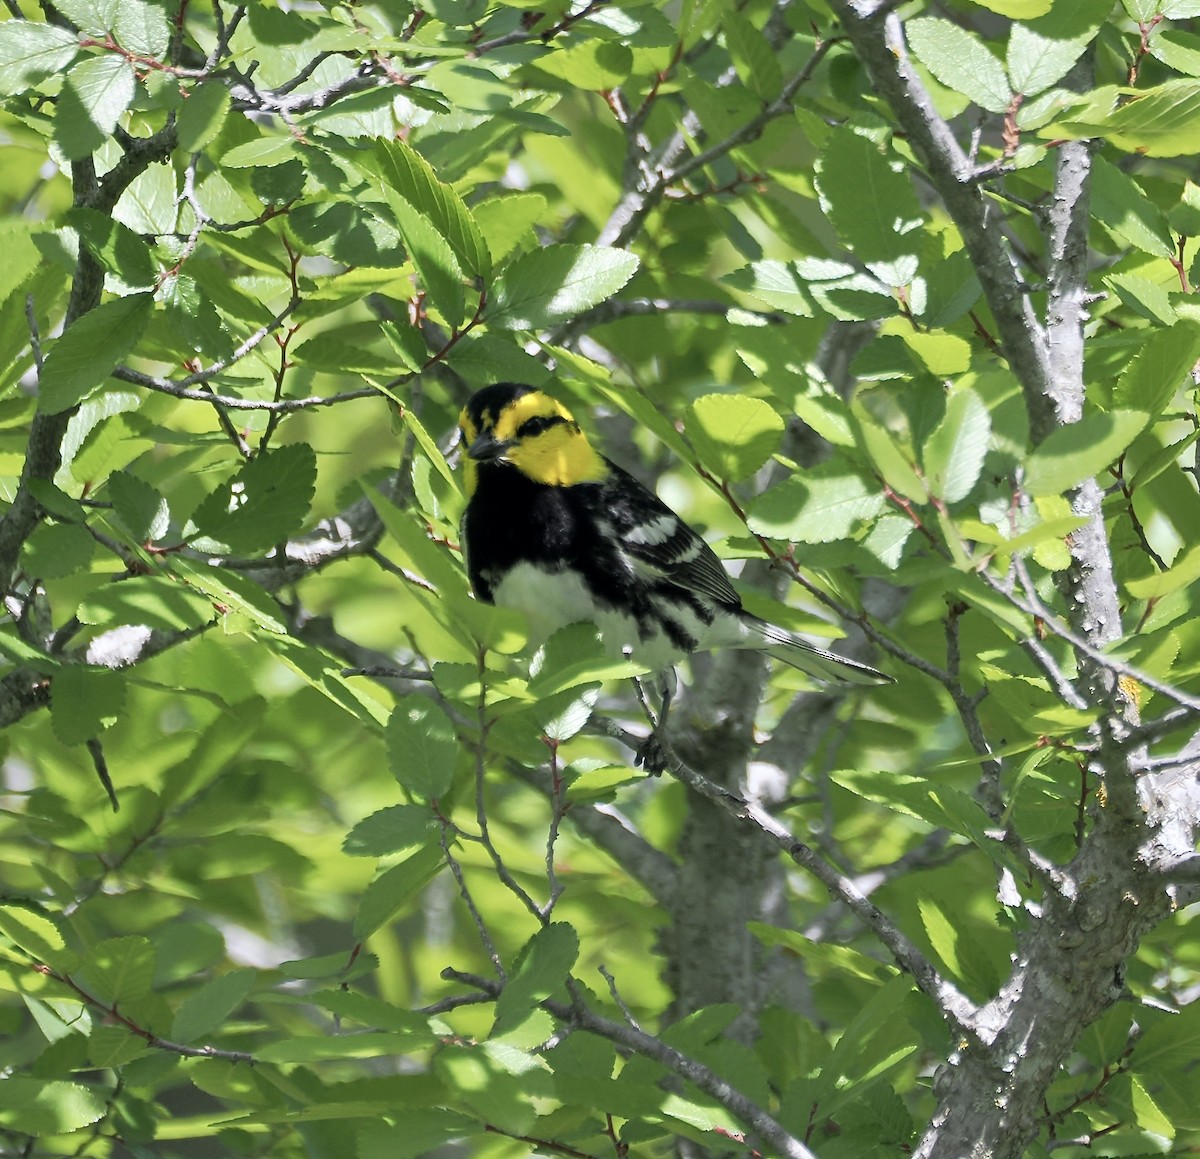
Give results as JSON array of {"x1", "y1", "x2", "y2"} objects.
[{"x1": 749, "y1": 618, "x2": 891, "y2": 686}]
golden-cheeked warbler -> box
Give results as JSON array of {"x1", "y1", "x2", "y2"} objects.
[{"x1": 457, "y1": 383, "x2": 890, "y2": 694}]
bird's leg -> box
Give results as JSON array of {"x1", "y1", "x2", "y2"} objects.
[{"x1": 632, "y1": 667, "x2": 677, "y2": 775}]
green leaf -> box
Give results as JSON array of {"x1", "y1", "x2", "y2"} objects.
[
  {"x1": 312, "y1": 989, "x2": 436, "y2": 1035},
  {"x1": 1105, "y1": 272, "x2": 1177, "y2": 326},
  {"x1": 489, "y1": 244, "x2": 639, "y2": 330},
  {"x1": 78, "y1": 575, "x2": 216, "y2": 631},
  {"x1": 1096, "y1": 79, "x2": 1200, "y2": 158},
  {"x1": 107, "y1": 470, "x2": 170, "y2": 542},
  {"x1": 21, "y1": 521, "x2": 95, "y2": 579},
  {"x1": 1024, "y1": 410, "x2": 1148, "y2": 496},
  {"x1": 51, "y1": 0, "x2": 121, "y2": 35},
  {"x1": 38, "y1": 294, "x2": 153, "y2": 413},
  {"x1": 816, "y1": 128, "x2": 923, "y2": 282},
  {"x1": 358, "y1": 1112, "x2": 481, "y2": 1159},
  {"x1": 722, "y1": 13, "x2": 782, "y2": 100},
  {"x1": 190, "y1": 443, "x2": 317, "y2": 554},
  {"x1": 1005, "y1": 22, "x2": 1090, "y2": 95},
  {"x1": 493, "y1": 923, "x2": 579, "y2": 1036},
  {"x1": 353, "y1": 843, "x2": 445, "y2": 941},
  {"x1": 55, "y1": 53, "x2": 136, "y2": 160},
  {"x1": 906, "y1": 17, "x2": 1011, "y2": 113},
  {"x1": 170, "y1": 968, "x2": 257, "y2": 1043},
  {"x1": 0, "y1": 905, "x2": 74, "y2": 969},
  {"x1": 685, "y1": 393, "x2": 784, "y2": 481},
  {"x1": 531, "y1": 39, "x2": 633, "y2": 89},
  {"x1": 373, "y1": 137, "x2": 490, "y2": 279},
  {"x1": 76, "y1": 935, "x2": 155, "y2": 1004},
  {"x1": 66, "y1": 206, "x2": 157, "y2": 288},
  {"x1": 167, "y1": 558, "x2": 288, "y2": 634},
  {"x1": 256, "y1": 1032, "x2": 425, "y2": 1063},
  {"x1": 382, "y1": 189, "x2": 466, "y2": 329},
  {"x1": 917, "y1": 896, "x2": 963, "y2": 979},
  {"x1": 473, "y1": 192, "x2": 546, "y2": 263},
  {"x1": 177, "y1": 81, "x2": 231, "y2": 153},
  {"x1": 50, "y1": 664, "x2": 126, "y2": 746},
  {"x1": 1112, "y1": 321, "x2": 1200, "y2": 417},
  {"x1": 923, "y1": 388, "x2": 991, "y2": 503},
  {"x1": 342, "y1": 805, "x2": 438, "y2": 857},
  {"x1": 749, "y1": 466, "x2": 885, "y2": 543},
  {"x1": 0, "y1": 21, "x2": 80, "y2": 96},
  {"x1": 722, "y1": 260, "x2": 814, "y2": 315},
  {"x1": 1125, "y1": 543, "x2": 1200, "y2": 599},
  {"x1": 0, "y1": 1079, "x2": 105, "y2": 1136},
  {"x1": 387, "y1": 695, "x2": 459, "y2": 800},
  {"x1": 111, "y1": 0, "x2": 171, "y2": 56},
  {"x1": 0, "y1": 220, "x2": 45, "y2": 310},
  {"x1": 1089, "y1": 155, "x2": 1176, "y2": 259},
  {"x1": 1150, "y1": 28, "x2": 1200, "y2": 76}
]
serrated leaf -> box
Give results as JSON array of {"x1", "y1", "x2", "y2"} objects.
[
  {"x1": 749, "y1": 467, "x2": 885, "y2": 543},
  {"x1": 387, "y1": 695, "x2": 459, "y2": 800},
  {"x1": 1006, "y1": 23, "x2": 1090, "y2": 95},
  {"x1": 0, "y1": 1079, "x2": 105, "y2": 1136},
  {"x1": 342, "y1": 805, "x2": 438, "y2": 857},
  {"x1": 170, "y1": 968, "x2": 257, "y2": 1043},
  {"x1": 816, "y1": 128, "x2": 923, "y2": 280},
  {"x1": 906, "y1": 17, "x2": 1011, "y2": 113},
  {"x1": 353, "y1": 843, "x2": 445, "y2": 941},
  {"x1": 38, "y1": 294, "x2": 152, "y2": 413},
  {"x1": 76, "y1": 935, "x2": 155, "y2": 1004},
  {"x1": 1125, "y1": 544, "x2": 1200, "y2": 599},
  {"x1": 1095, "y1": 79, "x2": 1200, "y2": 158},
  {"x1": 1090, "y1": 155, "x2": 1176, "y2": 259},
  {"x1": 923, "y1": 388, "x2": 990, "y2": 503},
  {"x1": 167, "y1": 558, "x2": 287, "y2": 634},
  {"x1": 88, "y1": 1024, "x2": 148, "y2": 1067},
  {"x1": 56, "y1": 53, "x2": 136, "y2": 160},
  {"x1": 190, "y1": 443, "x2": 317, "y2": 554},
  {"x1": 21, "y1": 521, "x2": 95, "y2": 579},
  {"x1": 1024, "y1": 410, "x2": 1148, "y2": 496},
  {"x1": 1150, "y1": 28, "x2": 1200, "y2": 77},
  {"x1": 0, "y1": 906, "x2": 72, "y2": 969},
  {"x1": 0, "y1": 21, "x2": 80, "y2": 96},
  {"x1": 66, "y1": 207, "x2": 157, "y2": 287},
  {"x1": 539, "y1": 39, "x2": 632, "y2": 89},
  {"x1": 177, "y1": 81, "x2": 231, "y2": 153},
  {"x1": 382, "y1": 189, "x2": 466, "y2": 329},
  {"x1": 51, "y1": 0, "x2": 120, "y2": 35},
  {"x1": 1112, "y1": 321, "x2": 1200, "y2": 417},
  {"x1": 493, "y1": 923, "x2": 579, "y2": 1036},
  {"x1": 312, "y1": 990, "x2": 435, "y2": 1035},
  {"x1": 50, "y1": 664, "x2": 125, "y2": 745},
  {"x1": 373, "y1": 137, "x2": 490, "y2": 279},
  {"x1": 722, "y1": 260, "x2": 814, "y2": 315},
  {"x1": 722, "y1": 13, "x2": 781, "y2": 100},
  {"x1": 686, "y1": 393, "x2": 784, "y2": 481},
  {"x1": 78, "y1": 576, "x2": 215, "y2": 631},
  {"x1": 112, "y1": 0, "x2": 171, "y2": 57},
  {"x1": 107, "y1": 470, "x2": 170, "y2": 542},
  {"x1": 917, "y1": 896, "x2": 963, "y2": 978},
  {"x1": 489, "y1": 244, "x2": 639, "y2": 330}
]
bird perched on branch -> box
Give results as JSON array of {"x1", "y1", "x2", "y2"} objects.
[{"x1": 456, "y1": 382, "x2": 889, "y2": 763}]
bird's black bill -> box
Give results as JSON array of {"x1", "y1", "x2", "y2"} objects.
[{"x1": 468, "y1": 431, "x2": 511, "y2": 461}]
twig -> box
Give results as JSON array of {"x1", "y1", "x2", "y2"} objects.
[
  {"x1": 85, "y1": 737, "x2": 119, "y2": 813},
  {"x1": 35, "y1": 964, "x2": 254, "y2": 1063},
  {"x1": 438, "y1": 818, "x2": 506, "y2": 980},
  {"x1": 111, "y1": 367, "x2": 378, "y2": 412},
  {"x1": 25, "y1": 294, "x2": 42, "y2": 374}
]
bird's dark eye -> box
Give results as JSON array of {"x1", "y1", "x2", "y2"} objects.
[{"x1": 517, "y1": 414, "x2": 565, "y2": 439}]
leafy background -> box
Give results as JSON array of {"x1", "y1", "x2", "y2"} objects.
[{"x1": 1, "y1": 0, "x2": 1200, "y2": 1155}]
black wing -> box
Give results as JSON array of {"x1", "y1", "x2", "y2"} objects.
[{"x1": 598, "y1": 460, "x2": 741, "y2": 608}]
